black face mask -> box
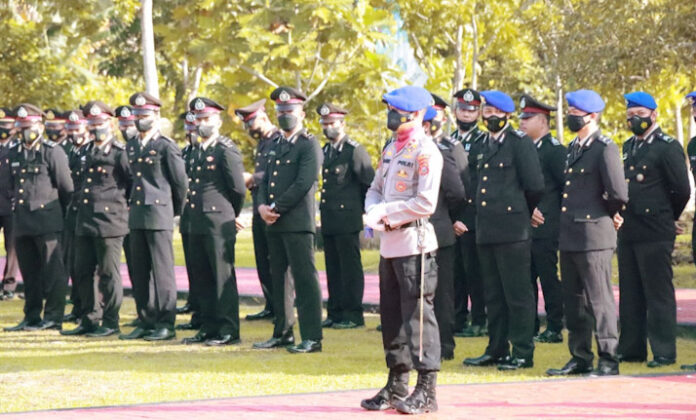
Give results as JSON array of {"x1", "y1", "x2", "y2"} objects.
[
  {"x1": 135, "y1": 117, "x2": 155, "y2": 133},
  {"x1": 428, "y1": 119, "x2": 443, "y2": 135},
  {"x1": 566, "y1": 114, "x2": 589, "y2": 133},
  {"x1": 483, "y1": 116, "x2": 507, "y2": 133},
  {"x1": 627, "y1": 115, "x2": 653, "y2": 136},
  {"x1": 387, "y1": 110, "x2": 414, "y2": 132},
  {"x1": 90, "y1": 127, "x2": 111, "y2": 143},
  {"x1": 456, "y1": 119, "x2": 477, "y2": 131},
  {"x1": 45, "y1": 129, "x2": 63, "y2": 141},
  {"x1": 278, "y1": 114, "x2": 299, "y2": 132},
  {"x1": 197, "y1": 123, "x2": 215, "y2": 139},
  {"x1": 0, "y1": 127, "x2": 11, "y2": 140},
  {"x1": 323, "y1": 127, "x2": 341, "y2": 141},
  {"x1": 21, "y1": 128, "x2": 41, "y2": 143},
  {"x1": 120, "y1": 126, "x2": 138, "y2": 142}
]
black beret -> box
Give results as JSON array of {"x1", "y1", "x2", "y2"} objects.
[
  {"x1": 129, "y1": 92, "x2": 162, "y2": 108},
  {"x1": 235, "y1": 99, "x2": 266, "y2": 121},
  {"x1": 519, "y1": 94, "x2": 556, "y2": 118},
  {"x1": 316, "y1": 102, "x2": 348, "y2": 122}
]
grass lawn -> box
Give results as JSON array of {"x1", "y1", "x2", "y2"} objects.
[{"x1": 1, "y1": 299, "x2": 696, "y2": 413}]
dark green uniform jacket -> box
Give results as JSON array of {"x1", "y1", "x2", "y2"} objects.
[
  {"x1": 430, "y1": 136, "x2": 468, "y2": 248},
  {"x1": 532, "y1": 133, "x2": 566, "y2": 240}
]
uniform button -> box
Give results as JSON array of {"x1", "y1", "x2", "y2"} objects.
[
  {"x1": 321, "y1": 189, "x2": 325, "y2": 193},
  {"x1": 642, "y1": 165, "x2": 647, "y2": 170},
  {"x1": 269, "y1": 194, "x2": 274, "y2": 199},
  {"x1": 484, "y1": 163, "x2": 489, "y2": 169},
  {"x1": 568, "y1": 168, "x2": 573, "y2": 173},
  {"x1": 138, "y1": 158, "x2": 143, "y2": 162},
  {"x1": 104, "y1": 206, "x2": 109, "y2": 211},
  {"x1": 276, "y1": 160, "x2": 280, "y2": 164},
  {"x1": 561, "y1": 206, "x2": 567, "y2": 212},
  {"x1": 468, "y1": 198, "x2": 472, "y2": 203},
  {"x1": 40, "y1": 204, "x2": 44, "y2": 209},
  {"x1": 191, "y1": 191, "x2": 196, "y2": 195},
  {"x1": 321, "y1": 199, "x2": 326, "y2": 203},
  {"x1": 271, "y1": 182, "x2": 275, "y2": 187},
  {"x1": 87, "y1": 178, "x2": 92, "y2": 183},
  {"x1": 626, "y1": 178, "x2": 630, "y2": 183},
  {"x1": 645, "y1": 208, "x2": 650, "y2": 213},
  {"x1": 84, "y1": 188, "x2": 89, "y2": 193},
  {"x1": 565, "y1": 180, "x2": 571, "y2": 186},
  {"x1": 586, "y1": 214, "x2": 591, "y2": 219},
  {"x1": 273, "y1": 171, "x2": 278, "y2": 176},
  {"x1": 629, "y1": 166, "x2": 635, "y2": 171},
  {"x1": 18, "y1": 189, "x2": 23, "y2": 193},
  {"x1": 20, "y1": 179, "x2": 24, "y2": 184},
  {"x1": 324, "y1": 169, "x2": 329, "y2": 173},
  {"x1": 212, "y1": 206, "x2": 216, "y2": 211},
  {"x1": 481, "y1": 188, "x2": 486, "y2": 194},
  {"x1": 621, "y1": 205, "x2": 627, "y2": 211},
  {"x1": 89, "y1": 168, "x2": 94, "y2": 173},
  {"x1": 83, "y1": 199, "x2": 88, "y2": 204},
  {"x1": 188, "y1": 177, "x2": 192, "y2": 182},
  {"x1": 136, "y1": 200, "x2": 141, "y2": 205},
  {"x1": 190, "y1": 203, "x2": 195, "y2": 208},
  {"x1": 286, "y1": 160, "x2": 291, "y2": 164},
  {"x1": 563, "y1": 193, "x2": 568, "y2": 198},
  {"x1": 507, "y1": 206, "x2": 512, "y2": 212},
  {"x1": 155, "y1": 199, "x2": 160, "y2": 204},
  {"x1": 340, "y1": 204, "x2": 345, "y2": 209},
  {"x1": 196, "y1": 178, "x2": 200, "y2": 183},
  {"x1": 136, "y1": 186, "x2": 142, "y2": 191},
  {"x1": 137, "y1": 172, "x2": 142, "y2": 177},
  {"x1": 21, "y1": 169, "x2": 25, "y2": 173},
  {"x1": 499, "y1": 163, "x2": 504, "y2": 167},
  {"x1": 481, "y1": 201, "x2": 487, "y2": 207},
  {"x1": 580, "y1": 168, "x2": 584, "y2": 173},
  {"x1": 255, "y1": 162, "x2": 260, "y2": 166},
  {"x1": 482, "y1": 176, "x2": 488, "y2": 181},
  {"x1": 18, "y1": 199, "x2": 24, "y2": 204},
  {"x1": 197, "y1": 166, "x2": 201, "y2": 171}
]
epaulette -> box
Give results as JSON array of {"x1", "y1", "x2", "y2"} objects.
[
  {"x1": 346, "y1": 138, "x2": 360, "y2": 148},
  {"x1": 299, "y1": 131, "x2": 316, "y2": 142},
  {"x1": 437, "y1": 141, "x2": 451, "y2": 151},
  {"x1": 656, "y1": 132, "x2": 674, "y2": 143},
  {"x1": 549, "y1": 136, "x2": 561, "y2": 146},
  {"x1": 158, "y1": 134, "x2": 176, "y2": 143},
  {"x1": 596, "y1": 135, "x2": 611, "y2": 145},
  {"x1": 510, "y1": 129, "x2": 527, "y2": 138},
  {"x1": 112, "y1": 140, "x2": 126, "y2": 150},
  {"x1": 42, "y1": 140, "x2": 57, "y2": 147},
  {"x1": 438, "y1": 136, "x2": 456, "y2": 149}
]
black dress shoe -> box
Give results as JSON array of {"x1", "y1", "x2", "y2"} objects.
[
  {"x1": 245, "y1": 309, "x2": 273, "y2": 321},
  {"x1": 647, "y1": 357, "x2": 675, "y2": 368},
  {"x1": 86, "y1": 326, "x2": 120, "y2": 337},
  {"x1": 4, "y1": 319, "x2": 39, "y2": 332},
  {"x1": 60, "y1": 324, "x2": 97, "y2": 336},
  {"x1": 175, "y1": 322, "x2": 200, "y2": 331},
  {"x1": 333, "y1": 321, "x2": 364, "y2": 330},
  {"x1": 534, "y1": 329, "x2": 563, "y2": 343},
  {"x1": 321, "y1": 318, "x2": 335, "y2": 328},
  {"x1": 546, "y1": 359, "x2": 593, "y2": 376},
  {"x1": 498, "y1": 357, "x2": 533, "y2": 371},
  {"x1": 287, "y1": 339, "x2": 322, "y2": 353},
  {"x1": 253, "y1": 332, "x2": 294, "y2": 349},
  {"x1": 25, "y1": 320, "x2": 61, "y2": 331},
  {"x1": 182, "y1": 331, "x2": 214, "y2": 344},
  {"x1": 616, "y1": 353, "x2": 646, "y2": 363},
  {"x1": 123, "y1": 319, "x2": 141, "y2": 328},
  {"x1": 589, "y1": 364, "x2": 619, "y2": 377},
  {"x1": 119, "y1": 326, "x2": 153, "y2": 340},
  {"x1": 205, "y1": 334, "x2": 241, "y2": 346},
  {"x1": 143, "y1": 327, "x2": 176, "y2": 341},
  {"x1": 681, "y1": 363, "x2": 696, "y2": 370},
  {"x1": 455, "y1": 324, "x2": 487, "y2": 338},
  {"x1": 176, "y1": 303, "x2": 192, "y2": 314},
  {"x1": 463, "y1": 354, "x2": 508, "y2": 367},
  {"x1": 62, "y1": 313, "x2": 79, "y2": 323},
  {"x1": 441, "y1": 352, "x2": 454, "y2": 361}
]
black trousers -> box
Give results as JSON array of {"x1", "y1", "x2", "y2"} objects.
[
  {"x1": 323, "y1": 232, "x2": 365, "y2": 325},
  {"x1": 63, "y1": 209, "x2": 81, "y2": 316},
  {"x1": 181, "y1": 232, "x2": 201, "y2": 326},
  {"x1": 187, "y1": 233, "x2": 239, "y2": 337},
  {"x1": 252, "y1": 213, "x2": 274, "y2": 313},
  {"x1": 0, "y1": 214, "x2": 19, "y2": 292},
  {"x1": 434, "y1": 245, "x2": 455, "y2": 358},
  {"x1": 129, "y1": 229, "x2": 177, "y2": 329},
  {"x1": 478, "y1": 240, "x2": 535, "y2": 360},
  {"x1": 531, "y1": 238, "x2": 564, "y2": 334},
  {"x1": 74, "y1": 235, "x2": 124, "y2": 329},
  {"x1": 379, "y1": 253, "x2": 440, "y2": 372},
  {"x1": 15, "y1": 233, "x2": 67, "y2": 323},
  {"x1": 560, "y1": 249, "x2": 618, "y2": 368},
  {"x1": 267, "y1": 231, "x2": 322, "y2": 341},
  {"x1": 454, "y1": 232, "x2": 486, "y2": 329},
  {"x1": 617, "y1": 240, "x2": 676, "y2": 360}
]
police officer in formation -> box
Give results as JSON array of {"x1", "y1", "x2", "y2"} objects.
[
  {"x1": 235, "y1": 99, "x2": 281, "y2": 322},
  {"x1": 518, "y1": 95, "x2": 566, "y2": 344},
  {"x1": 547, "y1": 90, "x2": 629, "y2": 377},
  {"x1": 362, "y1": 86, "x2": 443, "y2": 415},
  {"x1": 118, "y1": 92, "x2": 188, "y2": 341},
  {"x1": 4, "y1": 104, "x2": 73, "y2": 332},
  {"x1": 61, "y1": 101, "x2": 131, "y2": 337},
  {"x1": 317, "y1": 102, "x2": 374, "y2": 330},
  {"x1": 175, "y1": 110, "x2": 202, "y2": 331},
  {"x1": 0, "y1": 108, "x2": 19, "y2": 300},
  {"x1": 450, "y1": 89, "x2": 488, "y2": 338},
  {"x1": 254, "y1": 87, "x2": 324, "y2": 354},
  {"x1": 463, "y1": 91, "x2": 544, "y2": 371},
  {"x1": 616, "y1": 92, "x2": 690, "y2": 367},
  {"x1": 681, "y1": 91, "x2": 696, "y2": 371},
  {"x1": 423, "y1": 95, "x2": 468, "y2": 361}
]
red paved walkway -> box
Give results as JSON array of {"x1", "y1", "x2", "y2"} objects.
[
  {"x1": 5, "y1": 256, "x2": 696, "y2": 324},
  {"x1": 4, "y1": 374, "x2": 696, "y2": 419}
]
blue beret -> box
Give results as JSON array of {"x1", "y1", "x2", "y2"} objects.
[
  {"x1": 480, "y1": 90, "x2": 515, "y2": 113},
  {"x1": 624, "y1": 91, "x2": 656, "y2": 110},
  {"x1": 565, "y1": 89, "x2": 605, "y2": 113},
  {"x1": 382, "y1": 86, "x2": 434, "y2": 112},
  {"x1": 423, "y1": 106, "x2": 437, "y2": 122},
  {"x1": 686, "y1": 91, "x2": 696, "y2": 102}
]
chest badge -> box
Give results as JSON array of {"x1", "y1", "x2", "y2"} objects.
[{"x1": 395, "y1": 181, "x2": 407, "y2": 192}]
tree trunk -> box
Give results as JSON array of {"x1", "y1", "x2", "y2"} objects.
[
  {"x1": 689, "y1": 110, "x2": 695, "y2": 141},
  {"x1": 187, "y1": 66, "x2": 203, "y2": 105},
  {"x1": 471, "y1": 15, "x2": 478, "y2": 90},
  {"x1": 676, "y1": 104, "x2": 684, "y2": 146},
  {"x1": 556, "y1": 77, "x2": 563, "y2": 143},
  {"x1": 452, "y1": 24, "x2": 464, "y2": 96},
  {"x1": 140, "y1": 0, "x2": 159, "y2": 97}
]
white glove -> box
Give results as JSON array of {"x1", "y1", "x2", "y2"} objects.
[{"x1": 364, "y1": 202, "x2": 387, "y2": 231}]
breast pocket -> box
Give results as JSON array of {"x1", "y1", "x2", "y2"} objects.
[{"x1": 333, "y1": 163, "x2": 350, "y2": 184}]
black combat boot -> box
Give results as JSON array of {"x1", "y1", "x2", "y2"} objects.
[
  {"x1": 360, "y1": 369, "x2": 409, "y2": 411},
  {"x1": 393, "y1": 370, "x2": 437, "y2": 414}
]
